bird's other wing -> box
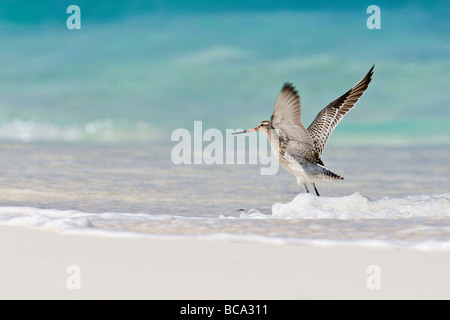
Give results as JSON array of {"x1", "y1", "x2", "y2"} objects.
[
  {"x1": 271, "y1": 83, "x2": 303, "y2": 127},
  {"x1": 271, "y1": 83, "x2": 316, "y2": 163},
  {"x1": 307, "y1": 65, "x2": 374, "y2": 156}
]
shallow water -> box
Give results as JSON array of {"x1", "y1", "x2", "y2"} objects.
[{"x1": 0, "y1": 142, "x2": 449, "y2": 250}]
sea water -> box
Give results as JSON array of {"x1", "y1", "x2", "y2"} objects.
[
  {"x1": 0, "y1": 143, "x2": 448, "y2": 250},
  {"x1": 0, "y1": 1, "x2": 449, "y2": 250}
]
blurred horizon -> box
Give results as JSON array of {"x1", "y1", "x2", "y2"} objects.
[{"x1": 0, "y1": 0, "x2": 448, "y2": 145}]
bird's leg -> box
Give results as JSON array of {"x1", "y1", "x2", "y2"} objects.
[
  {"x1": 303, "y1": 184, "x2": 310, "y2": 194},
  {"x1": 313, "y1": 183, "x2": 320, "y2": 197}
]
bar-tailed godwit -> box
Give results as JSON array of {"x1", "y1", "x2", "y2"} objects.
[{"x1": 233, "y1": 65, "x2": 374, "y2": 196}]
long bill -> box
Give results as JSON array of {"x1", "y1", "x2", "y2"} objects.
[{"x1": 232, "y1": 127, "x2": 258, "y2": 135}]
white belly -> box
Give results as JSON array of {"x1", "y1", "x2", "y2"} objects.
[
  {"x1": 280, "y1": 153, "x2": 313, "y2": 184},
  {"x1": 267, "y1": 130, "x2": 335, "y2": 184}
]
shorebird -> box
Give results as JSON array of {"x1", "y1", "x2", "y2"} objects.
[{"x1": 233, "y1": 65, "x2": 374, "y2": 196}]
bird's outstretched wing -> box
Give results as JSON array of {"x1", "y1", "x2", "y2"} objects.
[
  {"x1": 307, "y1": 65, "x2": 374, "y2": 156},
  {"x1": 271, "y1": 83, "x2": 316, "y2": 163},
  {"x1": 271, "y1": 83, "x2": 303, "y2": 128}
]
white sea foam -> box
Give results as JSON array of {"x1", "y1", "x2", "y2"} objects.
[
  {"x1": 270, "y1": 192, "x2": 450, "y2": 219},
  {"x1": 0, "y1": 119, "x2": 161, "y2": 143},
  {"x1": 0, "y1": 206, "x2": 172, "y2": 237}
]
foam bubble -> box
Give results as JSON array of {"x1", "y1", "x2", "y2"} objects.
[{"x1": 271, "y1": 193, "x2": 450, "y2": 219}]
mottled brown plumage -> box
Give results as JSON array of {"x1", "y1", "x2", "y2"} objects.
[{"x1": 308, "y1": 65, "x2": 375, "y2": 159}]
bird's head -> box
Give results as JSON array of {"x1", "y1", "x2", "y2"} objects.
[{"x1": 232, "y1": 120, "x2": 272, "y2": 135}]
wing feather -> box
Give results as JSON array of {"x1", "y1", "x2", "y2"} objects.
[
  {"x1": 307, "y1": 65, "x2": 374, "y2": 156},
  {"x1": 271, "y1": 83, "x2": 316, "y2": 163},
  {"x1": 271, "y1": 83, "x2": 302, "y2": 126}
]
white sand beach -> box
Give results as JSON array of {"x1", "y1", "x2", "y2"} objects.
[{"x1": 1, "y1": 225, "x2": 449, "y2": 300}]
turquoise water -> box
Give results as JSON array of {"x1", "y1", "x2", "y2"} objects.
[{"x1": 0, "y1": 1, "x2": 448, "y2": 145}]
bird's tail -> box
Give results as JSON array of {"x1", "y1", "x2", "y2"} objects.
[
  {"x1": 322, "y1": 168, "x2": 344, "y2": 180},
  {"x1": 308, "y1": 162, "x2": 344, "y2": 181}
]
